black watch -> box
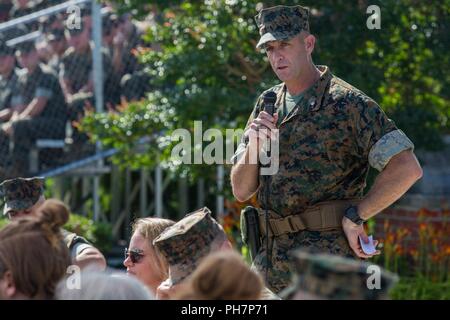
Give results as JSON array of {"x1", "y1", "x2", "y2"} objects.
[{"x1": 344, "y1": 205, "x2": 365, "y2": 225}]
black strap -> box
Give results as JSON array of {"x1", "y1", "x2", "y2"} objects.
[{"x1": 70, "y1": 235, "x2": 90, "y2": 250}]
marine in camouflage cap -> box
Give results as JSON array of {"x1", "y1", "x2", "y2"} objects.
[
  {"x1": 14, "y1": 39, "x2": 37, "y2": 56},
  {"x1": 153, "y1": 207, "x2": 227, "y2": 285},
  {"x1": 232, "y1": 2, "x2": 416, "y2": 294},
  {"x1": 255, "y1": 5, "x2": 310, "y2": 49},
  {"x1": 279, "y1": 249, "x2": 399, "y2": 300},
  {"x1": 0, "y1": 42, "x2": 15, "y2": 57},
  {"x1": 0, "y1": 177, "x2": 44, "y2": 216}
]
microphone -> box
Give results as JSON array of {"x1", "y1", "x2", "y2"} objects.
[
  {"x1": 262, "y1": 91, "x2": 277, "y2": 116},
  {"x1": 260, "y1": 91, "x2": 277, "y2": 161},
  {"x1": 261, "y1": 91, "x2": 277, "y2": 277}
]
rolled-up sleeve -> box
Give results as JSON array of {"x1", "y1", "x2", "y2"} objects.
[{"x1": 369, "y1": 129, "x2": 414, "y2": 171}]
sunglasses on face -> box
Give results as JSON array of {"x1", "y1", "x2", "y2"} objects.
[{"x1": 124, "y1": 248, "x2": 145, "y2": 264}]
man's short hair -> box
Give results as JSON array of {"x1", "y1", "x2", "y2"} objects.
[{"x1": 0, "y1": 42, "x2": 15, "y2": 56}]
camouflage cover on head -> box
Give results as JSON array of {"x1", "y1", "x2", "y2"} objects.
[
  {"x1": 153, "y1": 207, "x2": 226, "y2": 285},
  {"x1": 280, "y1": 249, "x2": 399, "y2": 300},
  {"x1": 15, "y1": 39, "x2": 36, "y2": 55},
  {"x1": 0, "y1": 177, "x2": 44, "y2": 215},
  {"x1": 0, "y1": 42, "x2": 14, "y2": 56},
  {"x1": 255, "y1": 5, "x2": 310, "y2": 48}
]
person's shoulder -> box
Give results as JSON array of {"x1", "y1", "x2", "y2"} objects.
[
  {"x1": 10, "y1": 68, "x2": 20, "y2": 80},
  {"x1": 328, "y1": 75, "x2": 377, "y2": 109},
  {"x1": 15, "y1": 68, "x2": 28, "y2": 83},
  {"x1": 260, "y1": 83, "x2": 284, "y2": 97},
  {"x1": 255, "y1": 83, "x2": 284, "y2": 105},
  {"x1": 61, "y1": 228, "x2": 91, "y2": 249},
  {"x1": 61, "y1": 47, "x2": 76, "y2": 61},
  {"x1": 6, "y1": 68, "x2": 21, "y2": 86},
  {"x1": 39, "y1": 64, "x2": 58, "y2": 78}
]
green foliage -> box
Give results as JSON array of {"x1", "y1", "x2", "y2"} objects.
[
  {"x1": 0, "y1": 217, "x2": 8, "y2": 230},
  {"x1": 83, "y1": 0, "x2": 448, "y2": 178},
  {"x1": 64, "y1": 213, "x2": 113, "y2": 254},
  {"x1": 391, "y1": 277, "x2": 450, "y2": 300},
  {"x1": 0, "y1": 214, "x2": 113, "y2": 254},
  {"x1": 80, "y1": 99, "x2": 175, "y2": 169}
]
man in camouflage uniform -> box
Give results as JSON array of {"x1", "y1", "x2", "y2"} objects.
[
  {"x1": 0, "y1": 40, "x2": 67, "y2": 175},
  {"x1": 152, "y1": 207, "x2": 233, "y2": 299},
  {"x1": 230, "y1": 5, "x2": 423, "y2": 293},
  {"x1": 60, "y1": 21, "x2": 115, "y2": 117},
  {"x1": 46, "y1": 28, "x2": 67, "y2": 74},
  {"x1": 0, "y1": 42, "x2": 20, "y2": 120},
  {"x1": 279, "y1": 249, "x2": 398, "y2": 300},
  {"x1": 153, "y1": 207, "x2": 279, "y2": 300},
  {"x1": 0, "y1": 177, "x2": 106, "y2": 271}
]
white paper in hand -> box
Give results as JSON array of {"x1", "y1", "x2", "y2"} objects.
[{"x1": 359, "y1": 235, "x2": 376, "y2": 255}]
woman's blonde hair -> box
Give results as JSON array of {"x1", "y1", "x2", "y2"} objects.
[
  {"x1": 175, "y1": 250, "x2": 264, "y2": 300},
  {"x1": 0, "y1": 199, "x2": 71, "y2": 299},
  {"x1": 131, "y1": 217, "x2": 175, "y2": 281}
]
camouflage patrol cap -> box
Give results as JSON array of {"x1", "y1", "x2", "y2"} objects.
[
  {"x1": 0, "y1": 42, "x2": 14, "y2": 56},
  {"x1": 0, "y1": 177, "x2": 45, "y2": 215},
  {"x1": 280, "y1": 250, "x2": 399, "y2": 300},
  {"x1": 15, "y1": 39, "x2": 36, "y2": 55},
  {"x1": 255, "y1": 5, "x2": 310, "y2": 49},
  {"x1": 153, "y1": 207, "x2": 226, "y2": 285}
]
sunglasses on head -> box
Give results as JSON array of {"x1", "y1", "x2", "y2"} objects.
[{"x1": 124, "y1": 248, "x2": 145, "y2": 264}]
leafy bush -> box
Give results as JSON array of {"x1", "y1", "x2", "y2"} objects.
[
  {"x1": 391, "y1": 277, "x2": 450, "y2": 300},
  {"x1": 64, "y1": 214, "x2": 113, "y2": 254},
  {"x1": 0, "y1": 217, "x2": 8, "y2": 230},
  {"x1": 0, "y1": 214, "x2": 113, "y2": 255}
]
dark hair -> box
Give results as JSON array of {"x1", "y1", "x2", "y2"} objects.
[
  {"x1": 175, "y1": 251, "x2": 263, "y2": 300},
  {"x1": 0, "y1": 199, "x2": 71, "y2": 299}
]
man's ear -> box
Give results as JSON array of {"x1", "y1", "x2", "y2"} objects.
[
  {"x1": 0, "y1": 270, "x2": 17, "y2": 299},
  {"x1": 303, "y1": 34, "x2": 316, "y2": 55}
]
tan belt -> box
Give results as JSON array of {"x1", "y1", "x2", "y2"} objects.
[{"x1": 258, "y1": 199, "x2": 360, "y2": 237}]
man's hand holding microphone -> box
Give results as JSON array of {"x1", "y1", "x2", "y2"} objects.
[{"x1": 244, "y1": 92, "x2": 278, "y2": 165}]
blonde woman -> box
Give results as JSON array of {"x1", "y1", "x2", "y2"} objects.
[{"x1": 124, "y1": 217, "x2": 175, "y2": 294}]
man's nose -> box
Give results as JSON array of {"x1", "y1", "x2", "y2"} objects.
[{"x1": 271, "y1": 49, "x2": 284, "y2": 62}]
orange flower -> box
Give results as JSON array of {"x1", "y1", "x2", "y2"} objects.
[
  {"x1": 165, "y1": 11, "x2": 176, "y2": 19},
  {"x1": 386, "y1": 233, "x2": 395, "y2": 243},
  {"x1": 419, "y1": 223, "x2": 427, "y2": 233},
  {"x1": 444, "y1": 245, "x2": 450, "y2": 256}
]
